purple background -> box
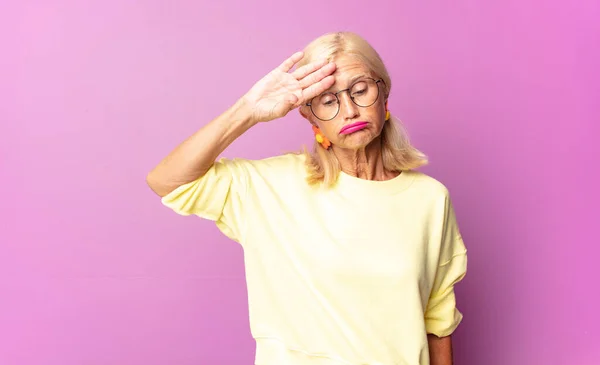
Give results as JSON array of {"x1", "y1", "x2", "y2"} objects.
[{"x1": 1, "y1": 1, "x2": 598, "y2": 364}]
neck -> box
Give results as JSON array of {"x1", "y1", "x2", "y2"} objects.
[{"x1": 333, "y1": 136, "x2": 399, "y2": 181}]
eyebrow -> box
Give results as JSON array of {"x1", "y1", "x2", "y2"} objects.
[{"x1": 326, "y1": 73, "x2": 369, "y2": 93}]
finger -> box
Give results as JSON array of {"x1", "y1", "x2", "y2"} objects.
[
  {"x1": 302, "y1": 75, "x2": 335, "y2": 101},
  {"x1": 299, "y1": 62, "x2": 336, "y2": 89},
  {"x1": 290, "y1": 59, "x2": 328, "y2": 80},
  {"x1": 286, "y1": 93, "x2": 299, "y2": 106},
  {"x1": 277, "y1": 51, "x2": 304, "y2": 73}
]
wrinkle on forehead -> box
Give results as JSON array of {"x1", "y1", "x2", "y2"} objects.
[{"x1": 327, "y1": 57, "x2": 372, "y2": 93}]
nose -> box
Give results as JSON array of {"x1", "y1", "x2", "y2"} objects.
[{"x1": 338, "y1": 91, "x2": 359, "y2": 120}]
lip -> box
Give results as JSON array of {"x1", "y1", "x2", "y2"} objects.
[{"x1": 339, "y1": 121, "x2": 369, "y2": 135}]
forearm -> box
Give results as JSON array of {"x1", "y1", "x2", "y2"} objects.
[
  {"x1": 146, "y1": 97, "x2": 256, "y2": 197},
  {"x1": 427, "y1": 334, "x2": 453, "y2": 365}
]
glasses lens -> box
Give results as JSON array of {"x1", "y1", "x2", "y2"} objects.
[
  {"x1": 351, "y1": 79, "x2": 379, "y2": 107},
  {"x1": 311, "y1": 92, "x2": 339, "y2": 121}
]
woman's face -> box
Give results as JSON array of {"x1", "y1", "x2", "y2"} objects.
[{"x1": 299, "y1": 56, "x2": 387, "y2": 151}]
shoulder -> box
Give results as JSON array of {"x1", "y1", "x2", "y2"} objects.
[
  {"x1": 405, "y1": 170, "x2": 455, "y2": 208},
  {"x1": 252, "y1": 152, "x2": 306, "y2": 169},
  {"x1": 407, "y1": 171, "x2": 463, "y2": 232},
  {"x1": 217, "y1": 152, "x2": 307, "y2": 179},
  {"x1": 408, "y1": 170, "x2": 451, "y2": 196}
]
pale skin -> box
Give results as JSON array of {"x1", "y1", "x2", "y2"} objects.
[
  {"x1": 298, "y1": 56, "x2": 399, "y2": 181},
  {"x1": 146, "y1": 51, "x2": 453, "y2": 364}
]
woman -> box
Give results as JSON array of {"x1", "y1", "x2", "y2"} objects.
[{"x1": 147, "y1": 32, "x2": 468, "y2": 365}]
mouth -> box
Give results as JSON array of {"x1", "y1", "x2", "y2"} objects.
[{"x1": 339, "y1": 121, "x2": 369, "y2": 135}]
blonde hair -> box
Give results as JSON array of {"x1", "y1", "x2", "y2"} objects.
[{"x1": 295, "y1": 31, "x2": 428, "y2": 187}]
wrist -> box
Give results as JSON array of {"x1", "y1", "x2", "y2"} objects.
[{"x1": 230, "y1": 96, "x2": 259, "y2": 129}]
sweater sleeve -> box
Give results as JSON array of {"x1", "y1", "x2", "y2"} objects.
[
  {"x1": 160, "y1": 157, "x2": 249, "y2": 243},
  {"x1": 424, "y1": 194, "x2": 468, "y2": 337}
]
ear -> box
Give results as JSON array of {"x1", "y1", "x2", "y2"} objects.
[{"x1": 298, "y1": 106, "x2": 309, "y2": 120}]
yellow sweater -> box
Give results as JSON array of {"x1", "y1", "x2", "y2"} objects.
[{"x1": 161, "y1": 153, "x2": 467, "y2": 365}]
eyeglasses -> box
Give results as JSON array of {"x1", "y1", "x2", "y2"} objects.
[{"x1": 306, "y1": 77, "x2": 385, "y2": 121}]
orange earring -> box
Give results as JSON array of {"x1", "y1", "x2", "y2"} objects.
[
  {"x1": 312, "y1": 125, "x2": 331, "y2": 149},
  {"x1": 385, "y1": 101, "x2": 391, "y2": 121}
]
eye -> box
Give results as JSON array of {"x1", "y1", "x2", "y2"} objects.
[
  {"x1": 351, "y1": 81, "x2": 369, "y2": 96},
  {"x1": 318, "y1": 93, "x2": 337, "y2": 106}
]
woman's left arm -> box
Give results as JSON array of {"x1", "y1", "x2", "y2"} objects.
[
  {"x1": 425, "y1": 192, "x2": 467, "y2": 365},
  {"x1": 427, "y1": 334, "x2": 453, "y2": 365}
]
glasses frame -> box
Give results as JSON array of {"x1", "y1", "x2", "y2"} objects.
[{"x1": 305, "y1": 77, "x2": 385, "y2": 121}]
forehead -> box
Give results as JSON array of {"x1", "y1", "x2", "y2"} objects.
[{"x1": 329, "y1": 56, "x2": 372, "y2": 88}]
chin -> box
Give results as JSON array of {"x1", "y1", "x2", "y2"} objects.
[{"x1": 339, "y1": 133, "x2": 377, "y2": 150}]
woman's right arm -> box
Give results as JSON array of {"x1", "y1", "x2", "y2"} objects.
[
  {"x1": 146, "y1": 98, "x2": 256, "y2": 197},
  {"x1": 146, "y1": 51, "x2": 337, "y2": 197}
]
